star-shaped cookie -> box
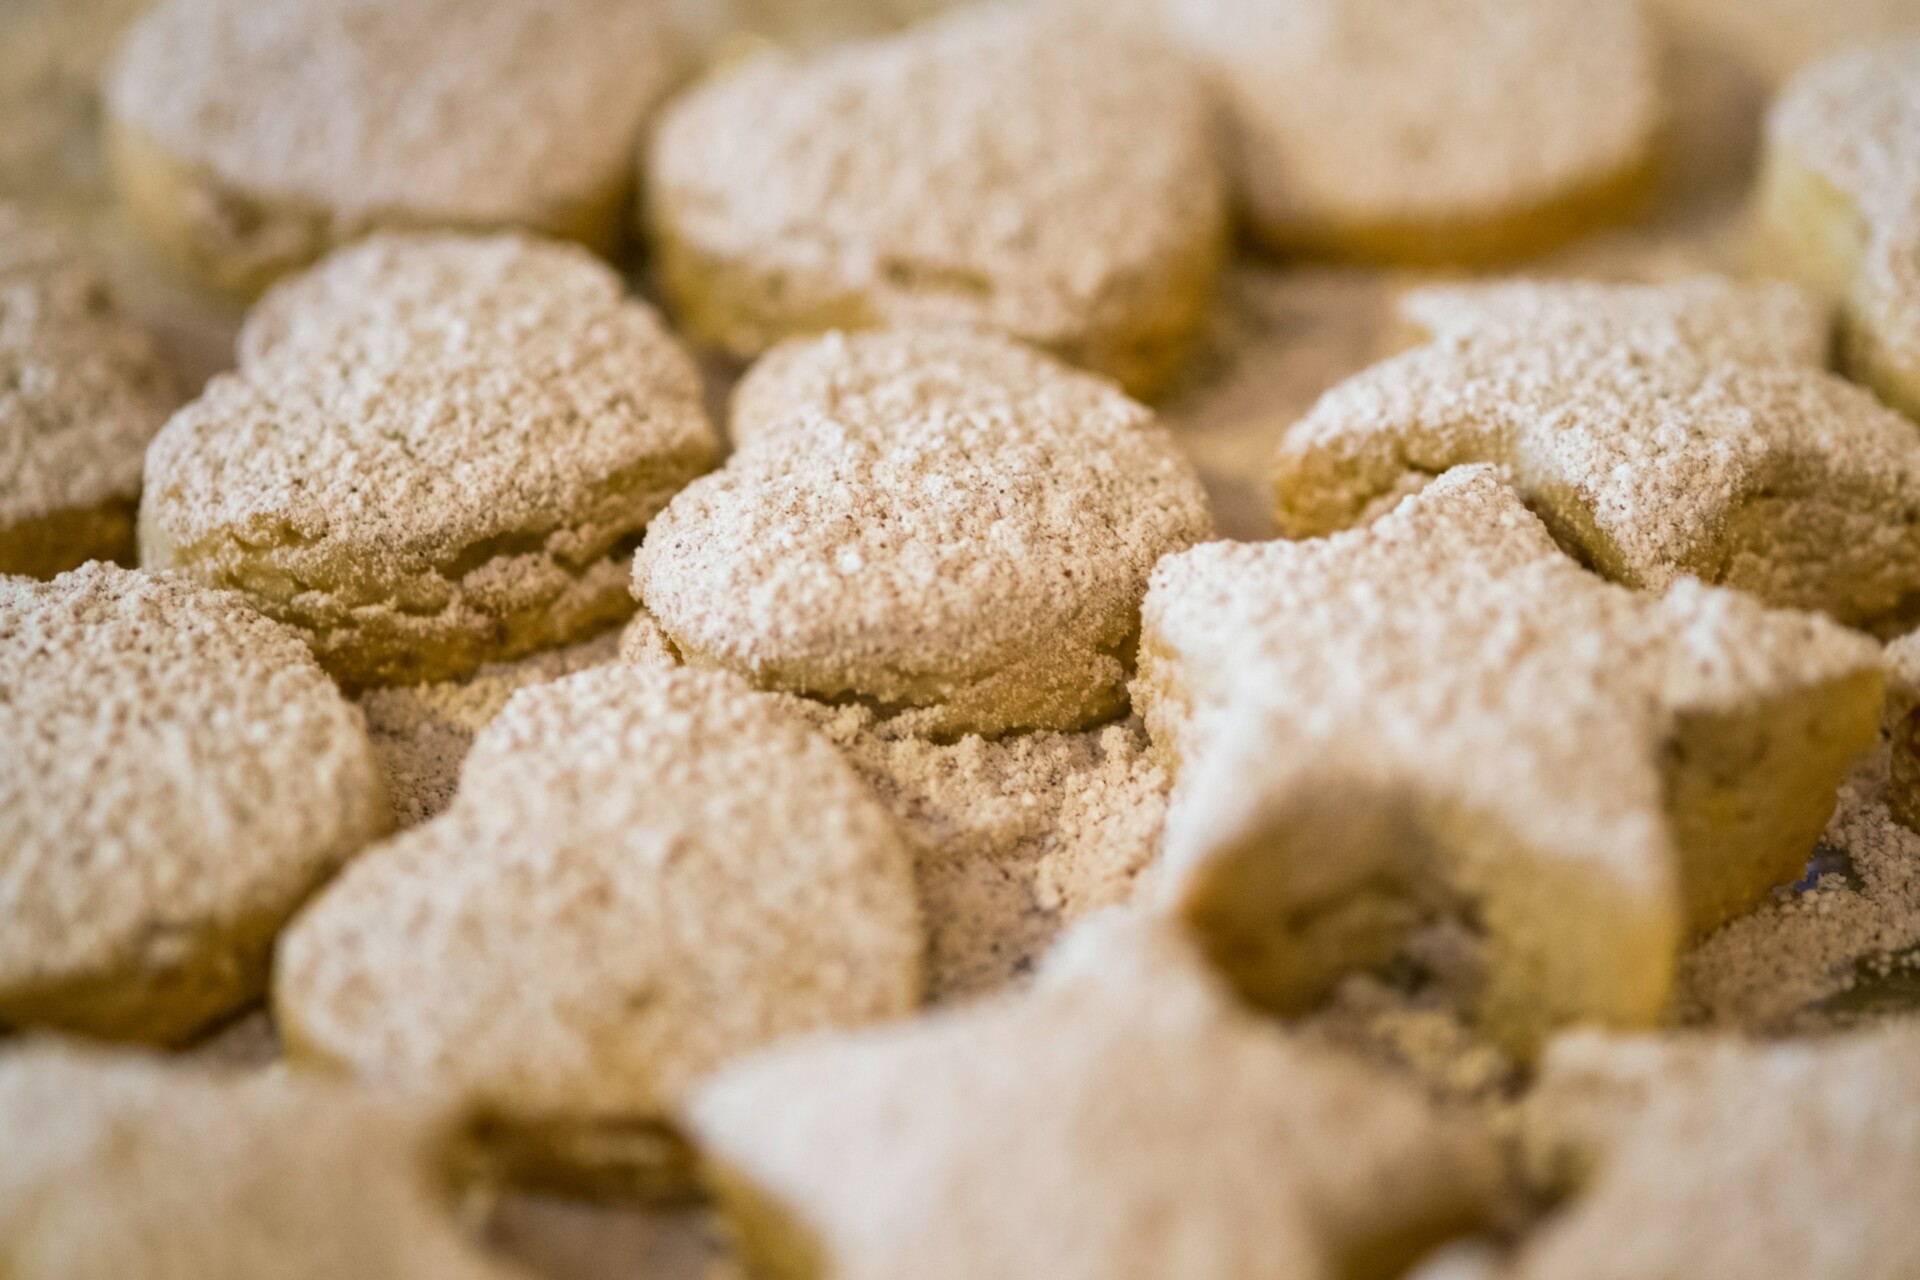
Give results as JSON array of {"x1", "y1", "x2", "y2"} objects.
[
  {"x1": 1138, "y1": 467, "x2": 1882, "y2": 1054},
  {"x1": 687, "y1": 914, "x2": 1499, "y2": 1280},
  {"x1": 1758, "y1": 39, "x2": 1920, "y2": 422},
  {"x1": 1511, "y1": 1026, "x2": 1920, "y2": 1279},
  {"x1": 1272, "y1": 277, "x2": 1920, "y2": 627},
  {"x1": 0, "y1": 1041, "x2": 521, "y2": 1280}
]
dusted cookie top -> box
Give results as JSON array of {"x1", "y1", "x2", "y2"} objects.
[
  {"x1": 108, "y1": 0, "x2": 676, "y2": 234},
  {"x1": 0, "y1": 564, "x2": 388, "y2": 1044},
  {"x1": 1159, "y1": 0, "x2": 1658, "y2": 259},
  {"x1": 142, "y1": 233, "x2": 719, "y2": 686},
  {"x1": 1514, "y1": 1027, "x2": 1920, "y2": 1280},
  {"x1": 277, "y1": 665, "x2": 921, "y2": 1187},
  {"x1": 636, "y1": 328, "x2": 1214, "y2": 739},
  {"x1": 1275, "y1": 277, "x2": 1920, "y2": 626},
  {"x1": 1139, "y1": 467, "x2": 1881, "y2": 1053},
  {"x1": 0, "y1": 201, "x2": 178, "y2": 574},
  {"x1": 1762, "y1": 40, "x2": 1920, "y2": 417},
  {"x1": 0, "y1": 1043, "x2": 520, "y2": 1280},
  {"x1": 645, "y1": 1, "x2": 1227, "y2": 395},
  {"x1": 1767, "y1": 40, "x2": 1920, "y2": 249},
  {"x1": 690, "y1": 914, "x2": 1499, "y2": 1280}
]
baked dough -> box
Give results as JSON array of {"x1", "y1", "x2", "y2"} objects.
[
  {"x1": 1756, "y1": 39, "x2": 1920, "y2": 420},
  {"x1": 689, "y1": 914, "x2": 1500, "y2": 1280},
  {"x1": 1274, "y1": 277, "x2": 1920, "y2": 629},
  {"x1": 1157, "y1": 0, "x2": 1660, "y2": 264},
  {"x1": 0, "y1": 563, "x2": 388, "y2": 1045},
  {"x1": 1138, "y1": 467, "x2": 1881, "y2": 1055},
  {"x1": 1514, "y1": 1026, "x2": 1920, "y2": 1279},
  {"x1": 106, "y1": 0, "x2": 680, "y2": 295},
  {"x1": 635, "y1": 328, "x2": 1213, "y2": 739},
  {"x1": 0, "y1": 201, "x2": 178, "y2": 578},
  {"x1": 0, "y1": 1041, "x2": 520, "y2": 1280},
  {"x1": 644, "y1": 1, "x2": 1227, "y2": 397},
  {"x1": 141, "y1": 233, "x2": 719, "y2": 687},
  {"x1": 275, "y1": 664, "x2": 922, "y2": 1198}
]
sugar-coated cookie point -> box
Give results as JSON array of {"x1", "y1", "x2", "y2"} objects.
[
  {"x1": 0, "y1": 202, "x2": 178, "y2": 579},
  {"x1": 689, "y1": 913, "x2": 1500, "y2": 1280},
  {"x1": 1139, "y1": 467, "x2": 1882, "y2": 1055},
  {"x1": 0, "y1": 563, "x2": 389, "y2": 1045},
  {"x1": 141, "y1": 233, "x2": 719, "y2": 688},
  {"x1": 1275, "y1": 276, "x2": 1920, "y2": 629},
  {"x1": 106, "y1": 0, "x2": 680, "y2": 295},
  {"x1": 636, "y1": 327, "x2": 1214, "y2": 739},
  {"x1": 0, "y1": 1041, "x2": 521, "y2": 1280},
  {"x1": 275, "y1": 664, "x2": 922, "y2": 1198},
  {"x1": 644, "y1": 1, "x2": 1228, "y2": 397},
  {"x1": 1513, "y1": 1026, "x2": 1920, "y2": 1279}
]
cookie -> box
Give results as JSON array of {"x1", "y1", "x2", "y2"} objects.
[
  {"x1": 0, "y1": 201, "x2": 178, "y2": 578},
  {"x1": 0, "y1": 563, "x2": 388, "y2": 1045},
  {"x1": 1273, "y1": 277, "x2": 1920, "y2": 628},
  {"x1": 0, "y1": 1041, "x2": 519, "y2": 1280},
  {"x1": 141, "y1": 233, "x2": 720, "y2": 688},
  {"x1": 1513, "y1": 1026, "x2": 1920, "y2": 1279},
  {"x1": 275, "y1": 664, "x2": 922, "y2": 1198},
  {"x1": 1136, "y1": 467, "x2": 1881, "y2": 1055},
  {"x1": 1154, "y1": 0, "x2": 1659, "y2": 264},
  {"x1": 644, "y1": 1, "x2": 1227, "y2": 397},
  {"x1": 1756, "y1": 40, "x2": 1920, "y2": 420},
  {"x1": 688, "y1": 913, "x2": 1500, "y2": 1280},
  {"x1": 105, "y1": 0, "x2": 679, "y2": 296},
  {"x1": 635, "y1": 328, "x2": 1213, "y2": 739}
]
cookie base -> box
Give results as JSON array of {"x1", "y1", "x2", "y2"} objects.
[
  {"x1": 1247, "y1": 153, "x2": 1658, "y2": 269},
  {"x1": 649, "y1": 207, "x2": 1226, "y2": 400},
  {"x1": 108, "y1": 114, "x2": 633, "y2": 299},
  {"x1": 0, "y1": 496, "x2": 137, "y2": 579}
]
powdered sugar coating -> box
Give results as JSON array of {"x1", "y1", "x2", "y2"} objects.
[
  {"x1": 141, "y1": 233, "x2": 719, "y2": 686},
  {"x1": 1159, "y1": 0, "x2": 1658, "y2": 256},
  {"x1": 276, "y1": 665, "x2": 921, "y2": 1148},
  {"x1": 108, "y1": 0, "x2": 677, "y2": 234},
  {"x1": 0, "y1": 201, "x2": 177, "y2": 573},
  {"x1": 645, "y1": 1, "x2": 1227, "y2": 396},
  {"x1": 689, "y1": 914, "x2": 1499, "y2": 1280},
  {"x1": 1139, "y1": 467, "x2": 1882, "y2": 1052},
  {"x1": 1762, "y1": 40, "x2": 1920, "y2": 418},
  {"x1": 788, "y1": 703, "x2": 1169, "y2": 1002},
  {"x1": 0, "y1": 1043, "x2": 518, "y2": 1280},
  {"x1": 0, "y1": 564, "x2": 389, "y2": 1044},
  {"x1": 1274, "y1": 277, "x2": 1920, "y2": 626},
  {"x1": 1514, "y1": 1026, "x2": 1920, "y2": 1279},
  {"x1": 635, "y1": 328, "x2": 1214, "y2": 738}
]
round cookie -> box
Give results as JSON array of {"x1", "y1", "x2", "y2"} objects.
[
  {"x1": 1155, "y1": 0, "x2": 1661, "y2": 264},
  {"x1": 141, "y1": 233, "x2": 720, "y2": 688},
  {"x1": 105, "y1": 0, "x2": 680, "y2": 297},
  {"x1": 275, "y1": 664, "x2": 923, "y2": 1199},
  {"x1": 634, "y1": 328, "x2": 1215, "y2": 740},
  {"x1": 0, "y1": 563, "x2": 389, "y2": 1046},
  {"x1": 0, "y1": 1042, "x2": 522, "y2": 1280},
  {"x1": 0, "y1": 201, "x2": 178, "y2": 579},
  {"x1": 1756, "y1": 40, "x2": 1920, "y2": 421},
  {"x1": 644, "y1": 1, "x2": 1228, "y2": 398}
]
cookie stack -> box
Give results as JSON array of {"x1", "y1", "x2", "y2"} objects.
[{"x1": 7, "y1": 0, "x2": 1920, "y2": 1276}]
